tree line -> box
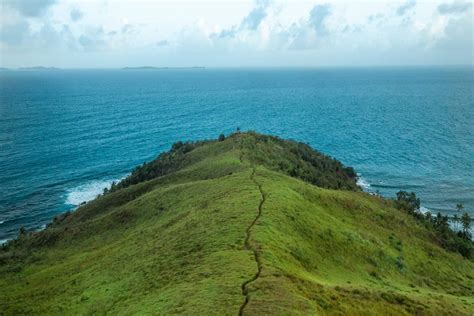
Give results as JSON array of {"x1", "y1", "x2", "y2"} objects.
[{"x1": 395, "y1": 191, "x2": 472, "y2": 258}]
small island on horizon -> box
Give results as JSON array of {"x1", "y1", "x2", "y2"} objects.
[
  {"x1": 18, "y1": 66, "x2": 61, "y2": 71},
  {"x1": 122, "y1": 66, "x2": 206, "y2": 70},
  {"x1": 0, "y1": 66, "x2": 206, "y2": 71}
]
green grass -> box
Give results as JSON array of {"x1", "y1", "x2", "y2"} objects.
[{"x1": 1, "y1": 132, "x2": 473, "y2": 315}]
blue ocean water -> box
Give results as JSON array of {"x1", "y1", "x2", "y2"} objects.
[{"x1": 0, "y1": 67, "x2": 473, "y2": 241}]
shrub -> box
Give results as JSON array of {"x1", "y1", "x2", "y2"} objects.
[
  {"x1": 395, "y1": 191, "x2": 420, "y2": 213},
  {"x1": 393, "y1": 193, "x2": 473, "y2": 259}
]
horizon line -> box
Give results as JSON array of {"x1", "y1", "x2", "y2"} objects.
[{"x1": 1, "y1": 64, "x2": 473, "y2": 71}]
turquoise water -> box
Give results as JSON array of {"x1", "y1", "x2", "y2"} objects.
[{"x1": 0, "y1": 67, "x2": 473, "y2": 241}]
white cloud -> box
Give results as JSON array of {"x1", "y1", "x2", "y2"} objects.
[
  {"x1": 397, "y1": 0, "x2": 416, "y2": 16},
  {"x1": 216, "y1": 0, "x2": 270, "y2": 38},
  {"x1": 70, "y1": 8, "x2": 83, "y2": 21},
  {"x1": 156, "y1": 40, "x2": 169, "y2": 47},
  {"x1": 4, "y1": 0, "x2": 57, "y2": 17},
  {"x1": 438, "y1": 1, "x2": 472, "y2": 15},
  {"x1": 0, "y1": 20, "x2": 30, "y2": 45},
  {"x1": 0, "y1": 0, "x2": 472, "y2": 67},
  {"x1": 308, "y1": 4, "x2": 331, "y2": 35}
]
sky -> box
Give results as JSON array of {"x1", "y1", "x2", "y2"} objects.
[{"x1": 0, "y1": 0, "x2": 472, "y2": 68}]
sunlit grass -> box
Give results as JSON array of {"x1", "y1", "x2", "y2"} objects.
[{"x1": 1, "y1": 132, "x2": 472, "y2": 315}]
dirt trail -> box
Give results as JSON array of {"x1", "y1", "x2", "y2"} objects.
[{"x1": 238, "y1": 166, "x2": 265, "y2": 316}]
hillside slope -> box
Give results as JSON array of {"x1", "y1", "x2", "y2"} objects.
[{"x1": 1, "y1": 132, "x2": 473, "y2": 315}]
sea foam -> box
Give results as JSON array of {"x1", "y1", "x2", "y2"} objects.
[
  {"x1": 65, "y1": 178, "x2": 123, "y2": 206},
  {"x1": 356, "y1": 175, "x2": 371, "y2": 190},
  {"x1": 419, "y1": 206, "x2": 432, "y2": 214}
]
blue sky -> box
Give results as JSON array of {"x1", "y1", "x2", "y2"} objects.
[{"x1": 0, "y1": 0, "x2": 472, "y2": 68}]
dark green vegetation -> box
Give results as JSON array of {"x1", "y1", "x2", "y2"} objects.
[
  {"x1": 1, "y1": 132, "x2": 473, "y2": 315},
  {"x1": 395, "y1": 192, "x2": 472, "y2": 259}
]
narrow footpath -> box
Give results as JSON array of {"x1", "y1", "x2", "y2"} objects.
[{"x1": 238, "y1": 166, "x2": 265, "y2": 316}]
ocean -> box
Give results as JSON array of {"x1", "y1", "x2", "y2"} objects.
[{"x1": 0, "y1": 67, "x2": 473, "y2": 242}]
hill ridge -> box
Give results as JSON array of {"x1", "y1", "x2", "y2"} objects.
[{"x1": 0, "y1": 132, "x2": 473, "y2": 315}]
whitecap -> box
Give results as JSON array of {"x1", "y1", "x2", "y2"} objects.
[
  {"x1": 65, "y1": 178, "x2": 123, "y2": 206},
  {"x1": 419, "y1": 206, "x2": 431, "y2": 214},
  {"x1": 0, "y1": 220, "x2": 5, "y2": 225},
  {"x1": 356, "y1": 175, "x2": 371, "y2": 190},
  {"x1": 0, "y1": 239, "x2": 9, "y2": 245}
]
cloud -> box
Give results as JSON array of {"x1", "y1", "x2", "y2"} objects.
[
  {"x1": 308, "y1": 4, "x2": 331, "y2": 35},
  {"x1": 35, "y1": 23, "x2": 75, "y2": 48},
  {"x1": 241, "y1": 6, "x2": 268, "y2": 31},
  {"x1": 273, "y1": 4, "x2": 334, "y2": 50},
  {"x1": 1, "y1": 0, "x2": 472, "y2": 67},
  {"x1": 156, "y1": 40, "x2": 169, "y2": 47},
  {"x1": 0, "y1": 20, "x2": 30, "y2": 45},
  {"x1": 4, "y1": 0, "x2": 56, "y2": 17},
  {"x1": 0, "y1": 20, "x2": 76, "y2": 53},
  {"x1": 435, "y1": 14, "x2": 473, "y2": 51},
  {"x1": 368, "y1": 13, "x2": 384, "y2": 23},
  {"x1": 78, "y1": 27, "x2": 107, "y2": 50},
  {"x1": 70, "y1": 8, "x2": 83, "y2": 22},
  {"x1": 217, "y1": 27, "x2": 238, "y2": 38},
  {"x1": 121, "y1": 24, "x2": 133, "y2": 34},
  {"x1": 397, "y1": 0, "x2": 416, "y2": 16},
  {"x1": 217, "y1": 0, "x2": 271, "y2": 38},
  {"x1": 438, "y1": 1, "x2": 472, "y2": 15}
]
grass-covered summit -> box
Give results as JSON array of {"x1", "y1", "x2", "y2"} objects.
[{"x1": 1, "y1": 132, "x2": 473, "y2": 315}]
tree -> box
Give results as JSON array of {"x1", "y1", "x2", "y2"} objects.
[
  {"x1": 452, "y1": 203, "x2": 465, "y2": 232},
  {"x1": 452, "y1": 214, "x2": 460, "y2": 231},
  {"x1": 18, "y1": 226, "x2": 27, "y2": 239},
  {"x1": 461, "y1": 212, "x2": 472, "y2": 239},
  {"x1": 433, "y1": 212, "x2": 449, "y2": 232},
  {"x1": 436, "y1": 214, "x2": 449, "y2": 233},
  {"x1": 395, "y1": 191, "x2": 420, "y2": 213},
  {"x1": 218, "y1": 134, "x2": 225, "y2": 141},
  {"x1": 171, "y1": 141, "x2": 184, "y2": 151},
  {"x1": 424, "y1": 211, "x2": 432, "y2": 223}
]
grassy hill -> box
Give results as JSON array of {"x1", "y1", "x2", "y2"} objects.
[{"x1": 1, "y1": 132, "x2": 473, "y2": 315}]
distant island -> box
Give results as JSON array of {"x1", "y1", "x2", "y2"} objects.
[
  {"x1": 1, "y1": 132, "x2": 472, "y2": 315},
  {"x1": 122, "y1": 66, "x2": 205, "y2": 70},
  {"x1": 18, "y1": 66, "x2": 61, "y2": 71}
]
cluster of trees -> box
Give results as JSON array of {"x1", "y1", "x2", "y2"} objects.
[
  {"x1": 395, "y1": 191, "x2": 420, "y2": 212},
  {"x1": 286, "y1": 142, "x2": 358, "y2": 190},
  {"x1": 451, "y1": 204, "x2": 471, "y2": 235},
  {"x1": 101, "y1": 132, "x2": 236, "y2": 195},
  {"x1": 395, "y1": 191, "x2": 472, "y2": 258},
  {"x1": 245, "y1": 132, "x2": 359, "y2": 191},
  {"x1": 104, "y1": 139, "x2": 208, "y2": 193}
]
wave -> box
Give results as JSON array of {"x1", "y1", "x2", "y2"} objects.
[
  {"x1": 419, "y1": 206, "x2": 432, "y2": 214},
  {"x1": 356, "y1": 175, "x2": 371, "y2": 190},
  {"x1": 65, "y1": 178, "x2": 123, "y2": 206}
]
